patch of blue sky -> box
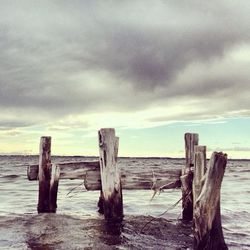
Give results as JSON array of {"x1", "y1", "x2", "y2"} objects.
[{"x1": 117, "y1": 117, "x2": 250, "y2": 158}]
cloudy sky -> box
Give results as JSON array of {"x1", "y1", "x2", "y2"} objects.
[{"x1": 0, "y1": 1, "x2": 250, "y2": 158}]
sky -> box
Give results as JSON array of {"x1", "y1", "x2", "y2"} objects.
[{"x1": 0, "y1": 1, "x2": 250, "y2": 158}]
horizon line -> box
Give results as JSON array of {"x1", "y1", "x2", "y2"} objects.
[{"x1": 0, "y1": 154, "x2": 249, "y2": 161}]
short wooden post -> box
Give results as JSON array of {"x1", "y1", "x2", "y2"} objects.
[
  {"x1": 193, "y1": 146, "x2": 206, "y2": 210},
  {"x1": 194, "y1": 152, "x2": 228, "y2": 250},
  {"x1": 98, "y1": 128, "x2": 123, "y2": 222},
  {"x1": 49, "y1": 164, "x2": 60, "y2": 213},
  {"x1": 37, "y1": 136, "x2": 52, "y2": 213},
  {"x1": 181, "y1": 133, "x2": 198, "y2": 221}
]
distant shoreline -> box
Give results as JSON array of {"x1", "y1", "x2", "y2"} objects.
[{"x1": 0, "y1": 154, "x2": 249, "y2": 161}]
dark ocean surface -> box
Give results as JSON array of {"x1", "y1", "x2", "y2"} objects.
[{"x1": 0, "y1": 156, "x2": 249, "y2": 249}]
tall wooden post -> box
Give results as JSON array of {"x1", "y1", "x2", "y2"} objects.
[
  {"x1": 181, "y1": 133, "x2": 198, "y2": 221},
  {"x1": 193, "y1": 146, "x2": 206, "y2": 210},
  {"x1": 37, "y1": 137, "x2": 60, "y2": 213},
  {"x1": 37, "y1": 136, "x2": 52, "y2": 213},
  {"x1": 194, "y1": 152, "x2": 228, "y2": 250},
  {"x1": 98, "y1": 128, "x2": 123, "y2": 222}
]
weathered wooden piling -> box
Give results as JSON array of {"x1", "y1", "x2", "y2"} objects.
[
  {"x1": 27, "y1": 131, "x2": 229, "y2": 250},
  {"x1": 37, "y1": 137, "x2": 60, "y2": 213},
  {"x1": 181, "y1": 133, "x2": 198, "y2": 221},
  {"x1": 37, "y1": 136, "x2": 52, "y2": 213},
  {"x1": 28, "y1": 161, "x2": 100, "y2": 181},
  {"x1": 49, "y1": 164, "x2": 60, "y2": 213},
  {"x1": 194, "y1": 152, "x2": 228, "y2": 250},
  {"x1": 193, "y1": 146, "x2": 206, "y2": 210},
  {"x1": 98, "y1": 128, "x2": 123, "y2": 222}
]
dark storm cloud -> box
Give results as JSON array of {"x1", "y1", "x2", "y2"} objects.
[
  {"x1": 0, "y1": 0, "x2": 250, "y2": 128},
  {"x1": 0, "y1": 120, "x2": 32, "y2": 130}
]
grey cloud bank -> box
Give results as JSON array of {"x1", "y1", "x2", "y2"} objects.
[{"x1": 0, "y1": 0, "x2": 250, "y2": 130}]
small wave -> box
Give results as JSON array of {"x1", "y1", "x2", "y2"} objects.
[
  {"x1": 238, "y1": 169, "x2": 250, "y2": 173},
  {"x1": 231, "y1": 232, "x2": 249, "y2": 237},
  {"x1": 1, "y1": 174, "x2": 20, "y2": 179}
]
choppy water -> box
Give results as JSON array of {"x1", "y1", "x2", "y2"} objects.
[{"x1": 0, "y1": 155, "x2": 249, "y2": 249}]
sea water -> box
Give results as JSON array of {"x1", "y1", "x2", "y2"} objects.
[{"x1": 0, "y1": 156, "x2": 249, "y2": 249}]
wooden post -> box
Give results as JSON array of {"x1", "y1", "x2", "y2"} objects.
[
  {"x1": 98, "y1": 136, "x2": 119, "y2": 214},
  {"x1": 49, "y1": 164, "x2": 60, "y2": 213},
  {"x1": 37, "y1": 137, "x2": 60, "y2": 213},
  {"x1": 98, "y1": 128, "x2": 123, "y2": 222},
  {"x1": 193, "y1": 146, "x2": 206, "y2": 210},
  {"x1": 194, "y1": 152, "x2": 228, "y2": 250},
  {"x1": 181, "y1": 133, "x2": 198, "y2": 221},
  {"x1": 37, "y1": 136, "x2": 52, "y2": 213}
]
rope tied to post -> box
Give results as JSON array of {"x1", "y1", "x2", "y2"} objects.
[{"x1": 150, "y1": 170, "x2": 181, "y2": 201}]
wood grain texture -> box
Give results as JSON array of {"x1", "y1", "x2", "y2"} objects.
[
  {"x1": 194, "y1": 152, "x2": 228, "y2": 250},
  {"x1": 28, "y1": 162, "x2": 181, "y2": 190},
  {"x1": 98, "y1": 128, "x2": 123, "y2": 221},
  {"x1": 181, "y1": 133, "x2": 199, "y2": 221},
  {"x1": 49, "y1": 164, "x2": 60, "y2": 213},
  {"x1": 37, "y1": 136, "x2": 52, "y2": 213},
  {"x1": 193, "y1": 146, "x2": 206, "y2": 210},
  {"x1": 28, "y1": 161, "x2": 100, "y2": 180}
]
